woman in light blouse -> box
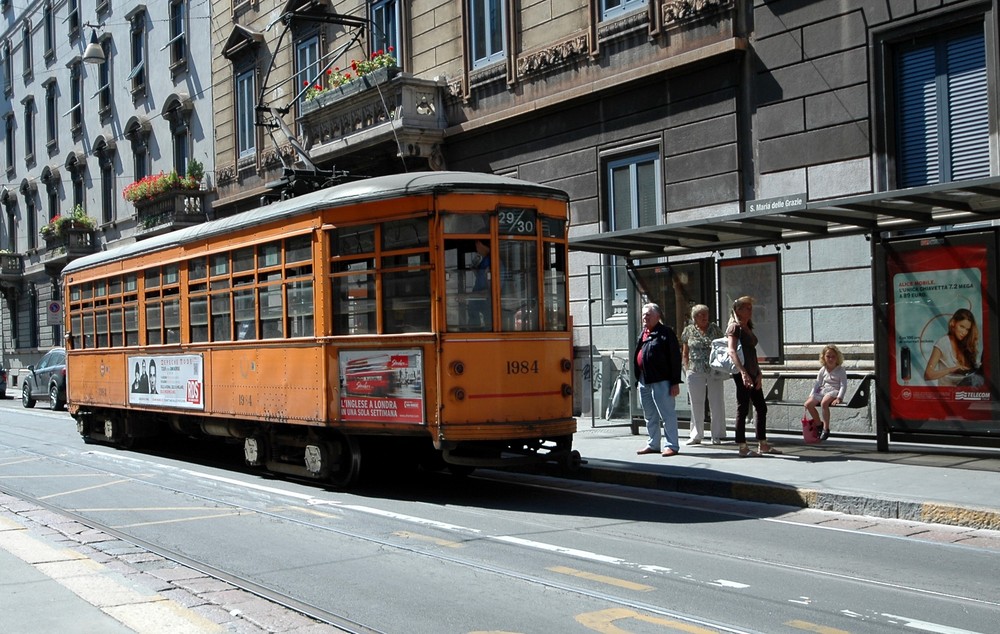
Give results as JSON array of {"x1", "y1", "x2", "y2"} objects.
[{"x1": 680, "y1": 304, "x2": 727, "y2": 444}]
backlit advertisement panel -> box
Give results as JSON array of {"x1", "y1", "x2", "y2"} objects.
[{"x1": 886, "y1": 239, "x2": 992, "y2": 422}]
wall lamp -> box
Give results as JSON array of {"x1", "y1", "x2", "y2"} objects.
[{"x1": 82, "y1": 22, "x2": 105, "y2": 65}]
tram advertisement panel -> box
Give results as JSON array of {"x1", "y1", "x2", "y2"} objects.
[
  {"x1": 127, "y1": 354, "x2": 205, "y2": 410},
  {"x1": 887, "y1": 238, "x2": 992, "y2": 422},
  {"x1": 339, "y1": 349, "x2": 425, "y2": 424}
]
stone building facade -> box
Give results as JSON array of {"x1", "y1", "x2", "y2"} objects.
[{"x1": 0, "y1": 0, "x2": 214, "y2": 379}]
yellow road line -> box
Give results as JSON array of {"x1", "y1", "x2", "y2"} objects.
[
  {"x1": 38, "y1": 479, "x2": 131, "y2": 500},
  {"x1": 393, "y1": 530, "x2": 464, "y2": 548},
  {"x1": 113, "y1": 511, "x2": 247, "y2": 529},
  {"x1": 577, "y1": 607, "x2": 722, "y2": 633},
  {"x1": 548, "y1": 566, "x2": 654, "y2": 592},
  {"x1": 786, "y1": 620, "x2": 851, "y2": 634}
]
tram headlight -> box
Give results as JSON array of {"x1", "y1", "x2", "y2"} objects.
[
  {"x1": 450, "y1": 361, "x2": 465, "y2": 376},
  {"x1": 452, "y1": 387, "x2": 466, "y2": 401},
  {"x1": 562, "y1": 383, "x2": 573, "y2": 397},
  {"x1": 560, "y1": 358, "x2": 572, "y2": 372}
]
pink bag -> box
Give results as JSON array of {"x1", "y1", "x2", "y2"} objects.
[{"x1": 801, "y1": 415, "x2": 821, "y2": 444}]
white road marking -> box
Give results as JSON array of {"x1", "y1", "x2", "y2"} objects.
[{"x1": 881, "y1": 614, "x2": 986, "y2": 634}]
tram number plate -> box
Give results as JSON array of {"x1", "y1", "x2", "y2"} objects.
[
  {"x1": 506, "y1": 360, "x2": 539, "y2": 374},
  {"x1": 498, "y1": 207, "x2": 537, "y2": 235}
]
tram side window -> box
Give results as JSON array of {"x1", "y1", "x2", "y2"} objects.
[
  {"x1": 382, "y1": 254, "x2": 431, "y2": 333},
  {"x1": 382, "y1": 218, "x2": 431, "y2": 334},
  {"x1": 124, "y1": 305, "x2": 139, "y2": 346},
  {"x1": 287, "y1": 280, "x2": 313, "y2": 337},
  {"x1": 543, "y1": 241, "x2": 567, "y2": 331},
  {"x1": 331, "y1": 225, "x2": 376, "y2": 335},
  {"x1": 499, "y1": 240, "x2": 538, "y2": 331},
  {"x1": 333, "y1": 261, "x2": 375, "y2": 335},
  {"x1": 444, "y1": 239, "x2": 492, "y2": 332}
]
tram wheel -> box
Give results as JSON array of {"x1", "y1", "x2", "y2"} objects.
[{"x1": 327, "y1": 434, "x2": 362, "y2": 489}]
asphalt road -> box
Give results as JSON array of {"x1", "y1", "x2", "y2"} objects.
[{"x1": 1, "y1": 400, "x2": 997, "y2": 634}]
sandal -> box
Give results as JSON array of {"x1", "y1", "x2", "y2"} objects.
[
  {"x1": 738, "y1": 443, "x2": 757, "y2": 458},
  {"x1": 758, "y1": 442, "x2": 782, "y2": 455}
]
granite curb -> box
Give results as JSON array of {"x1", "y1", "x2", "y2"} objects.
[{"x1": 568, "y1": 461, "x2": 1000, "y2": 531}]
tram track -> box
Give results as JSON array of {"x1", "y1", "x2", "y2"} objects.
[{"x1": 0, "y1": 429, "x2": 754, "y2": 634}]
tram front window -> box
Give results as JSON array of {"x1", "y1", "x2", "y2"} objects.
[
  {"x1": 444, "y1": 239, "x2": 492, "y2": 331},
  {"x1": 500, "y1": 240, "x2": 538, "y2": 331}
]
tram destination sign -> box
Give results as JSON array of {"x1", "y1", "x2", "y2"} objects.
[{"x1": 745, "y1": 193, "x2": 806, "y2": 214}]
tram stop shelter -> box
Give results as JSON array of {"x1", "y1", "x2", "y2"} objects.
[{"x1": 569, "y1": 175, "x2": 1000, "y2": 451}]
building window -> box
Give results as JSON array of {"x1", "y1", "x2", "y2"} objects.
[
  {"x1": 23, "y1": 97, "x2": 34, "y2": 163},
  {"x1": 5, "y1": 207, "x2": 15, "y2": 254},
  {"x1": 45, "y1": 181, "x2": 58, "y2": 222},
  {"x1": 128, "y1": 11, "x2": 146, "y2": 96},
  {"x1": 65, "y1": 61, "x2": 83, "y2": 134},
  {"x1": 894, "y1": 26, "x2": 990, "y2": 188},
  {"x1": 164, "y1": 98, "x2": 191, "y2": 176},
  {"x1": 236, "y1": 67, "x2": 256, "y2": 159},
  {"x1": 67, "y1": 0, "x2": 80, "y2": 39},
  {"x1": 607, "y1": 151, "x2": 662, "y2": 300},
  {"x1": 601, "y1": 0, "x2": 647, "y2": 21},
  {"x1": 95, "y1": 140, "x2": 115, "y2": 224},
  {"x1": 25, "y1": 194, "x2": 37, "y2": 251},
  {"x1": 370, "y1": 0, "x2": 400, "y2": 65},
  {"x1": 96, "y1": 39, "x2": 112, "y2": 116},
  {"x1": 166, "y1": 0, "x2": 188, "y2": 72},
  {"x1": 295, "y1": 35, "x2": 319, "y2": 103},
  {"x1": 44, "y1": 80, "x2": 57, "y2": 148},
  {"x1": 22, "y1": 22, "x2": 32, "y2": 78},
  {"x1": 2, "y1": 40, "x2": 11, "y2": 94},
  {"x1": 68, "y1": 156, "x2": 85, "y2": 210},
  {"x1": 124, "y1": 118, "x2": 150, "y2": 182},
  {"x1": 4, "y1": 113, "x2": 13, "y2": 173},
  {"x1": 43, "y1": 2, "x2": 55, "y2": 60},
  {"x1": 469, "y1": 0, "x2": 505, "y2": 68}
]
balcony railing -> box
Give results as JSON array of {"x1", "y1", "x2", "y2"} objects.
[
  {"x1": 133, "y1": 189, "x2": 212, "y2": 239},
  {"x1": 297, "y1": 70, "x2": 448, "y2": 167},
  {"x1": 42, "y1": 226, "x2": 97, "y2": 273}
]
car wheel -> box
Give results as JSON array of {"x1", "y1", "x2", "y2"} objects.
[
  {"x1": 22, "y1": 383, "x2": 36, "y2": 408},
  {"x1": 50, "y1": 383, "x2": 65, "y2": 411}
]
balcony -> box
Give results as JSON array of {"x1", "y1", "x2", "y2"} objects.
[
  {"x1": 298, "y1": 70, "x2": 448, "y2": 169},
  {"x1": 42, "y1": 225, "x2": 98, "y2": 275},
  {"x1": 133, "y1": 189, "x2": 212, "y2": 239},
  {"x1": 0, "y1": 252, "x2": 23, "y2": 283}
]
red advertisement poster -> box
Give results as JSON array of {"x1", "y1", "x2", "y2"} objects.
[
  {"x1": 338, "y1": 349, "x2": 425, "y2": 424},
  {"x1": 887, "y1": 242, "x2": 991, "y2": 421}
]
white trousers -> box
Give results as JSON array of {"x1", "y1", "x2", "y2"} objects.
[{"x1": 686, "y1": 370, "x2": 727, "y2": 440}]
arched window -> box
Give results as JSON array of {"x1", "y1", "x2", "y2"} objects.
[
  {"x1": 94, "y1": 137, "x2": 116, "y2": 224},
  {"x1": 162, "y1": 94, "x2": 193, "y2": 176},
  {"x1": 124, "y1": 116, "x2": 151, "y2": 182}
]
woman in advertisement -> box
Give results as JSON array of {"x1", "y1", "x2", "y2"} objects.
[{"x1": 923, "y1": 308, "x2": 982, "y2": 387}]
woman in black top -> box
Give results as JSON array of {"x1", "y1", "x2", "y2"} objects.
[{"x1": 727, "y1": 296, "x2": 780, "y2": 457}]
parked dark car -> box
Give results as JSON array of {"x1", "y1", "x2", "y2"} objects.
[
  {"x1": 1, "y1": 366, "x2": 7, "y2": 399},
  {"x1": 22, "y1": 347, "x2": 67, "y2": 411}
]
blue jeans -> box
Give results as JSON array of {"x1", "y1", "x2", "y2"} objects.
[{"x1": 638, "y1": 380, "x2": 679, "y2": 451}]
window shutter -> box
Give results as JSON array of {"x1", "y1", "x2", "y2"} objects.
[
  {"x1": 897, "y1": 46, "x2": 939, "y2": 187},
  {"x1": 946, "y1": 32, "x2": 989, "y2": 181}
]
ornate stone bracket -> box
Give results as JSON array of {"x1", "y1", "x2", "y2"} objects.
[
  {"x1": 516, "y1": 35, "x2": 590, "y2": 79},
  {"x1": 662, "y1": 0, "x2": 730, "y2": 25}
]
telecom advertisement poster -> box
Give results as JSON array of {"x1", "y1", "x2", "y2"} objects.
[
  {"x1": 127, "y1": 354, "x2": 205, "y2": 410},
  {"x1": 887, "y1": 240, "x2": 992, "y2": 422},
  {"x1": 338, "y1": 349, "x2": 425, "y2": 424}
]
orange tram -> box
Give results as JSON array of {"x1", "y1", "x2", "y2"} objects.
[{"x1": 62, "y1": 172, "x2": 578, "y2": 487}]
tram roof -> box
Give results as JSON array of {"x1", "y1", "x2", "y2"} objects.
[
  {"x1": 569, "y1": 175, "x2": 1000, "y2": 258},
  {"x1": 64, "y1": 171, "x2": 568, "y2": 276}
]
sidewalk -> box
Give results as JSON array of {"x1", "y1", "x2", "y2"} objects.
[{"x1": 570, "y1": 421, "x2": 1000, "y2": 530}]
